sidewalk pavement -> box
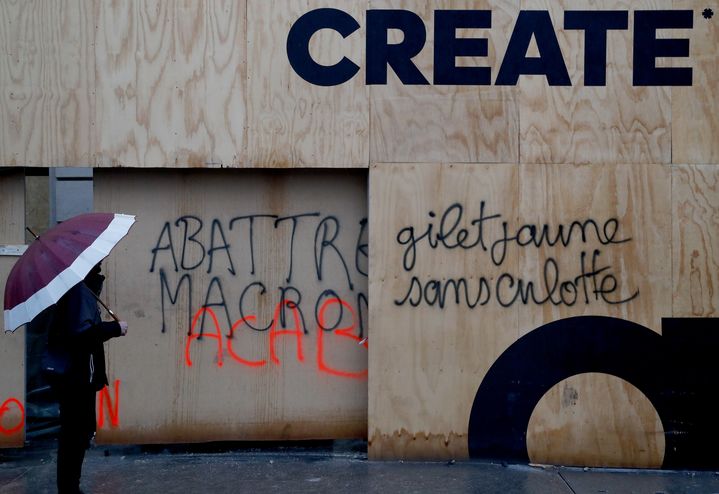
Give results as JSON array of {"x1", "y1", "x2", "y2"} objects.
[{"x1": 2, "y1": 440, "x2": 719, "y2": 494}]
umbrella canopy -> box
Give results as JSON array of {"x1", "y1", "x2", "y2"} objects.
[{"x1": 3, "y1": 213, "x2": 135, "y2": 332}]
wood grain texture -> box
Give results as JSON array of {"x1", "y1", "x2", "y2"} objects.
[
  {"x1": 368, "y1": 163, "x2": 519, "y2": 459},
  {"x1": 0, "y1": 0, "x2": 95, "y2": 166},
  {"x1": 246, "y1": 0, "x2": 369, "y2": 167},
  {"x1": 95, "y1": 0, "x2": 246, "y2": 167},
  {"x1": 369, "y1": 0, "x2": 519, "y2": 164},
  {"x1": 369, "y1": 163, "x2": 673, "y2": 462},
  {"x1": 519, "y1": 0, "x2": 672, "y2": 165},
  {"x1": 94, "y1": 169, "x2": 368, "y2": 443},
  {"x1": 0, "y1": 171, "x2": 26, "y2": 447},
  {"x1": 1, "y1": 1, "x2": 715, "y2": 169},
  {"x1": 517, "y1": 164, "x2": 673, "y2": 334},
  {"x1": 518, "y1": 164, "x2": 672, "y2": 467},
  {"x1": 673, "y1": 165, "x2": 719, "y2": 316},
  {"x1": 672, "y1": 0, "x2": 719, "y2": 164},
  {"x1": 527, "y1": 373, "x2": 665, "y2": 468}
]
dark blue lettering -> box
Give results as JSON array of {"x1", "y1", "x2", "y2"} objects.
[
  {"x1": 366, "y1": 10, "x2": 430, "y2": 85},
  {"x1": 633, "y1": 10, "x2": 693, "y2": 86},
  {"x1": 564, "y1": 11, "x2": 629, "y2": 86},
  {"x1": 434, "y1": 10, "x2": 491, "y2": 85},
  {"x1": 286, "y1": 8, "x2": 360, "y2": 86},
  {"x1": 496, "y1": 11, "x2": 570, "y2": 86}
]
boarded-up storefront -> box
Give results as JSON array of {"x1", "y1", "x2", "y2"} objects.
[
  {"x1": 364, "y1": 2, "x2": 718, "y2": 467},
  {"x1": 369, "y1": 163, "x2": 674, "y2": 466},
  {"x1": 1, "y1": 0, "x2": 718, "y2": 470},
  {"x1": 94, "y1": 169, "x2": 368, "y2": 443}
]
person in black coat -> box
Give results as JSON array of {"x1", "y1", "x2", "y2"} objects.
[{"x1": 44, "y1": 263, "x2": 128, "y2": 494}]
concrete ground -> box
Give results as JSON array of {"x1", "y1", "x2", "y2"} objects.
[{"x1": 2, "y1": 440, "x2": 719, "y2": 494}]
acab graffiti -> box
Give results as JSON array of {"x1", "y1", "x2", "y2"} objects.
[
  {"x1": 150, "y1": 212, "x2": 369, "y2": 379},
  {"x1": 186, "y1": 297, "x2": 368, "y2": 379}
]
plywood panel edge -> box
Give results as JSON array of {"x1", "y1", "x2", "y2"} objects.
[{"x1": 0, "y1": 170, "x2": 26, "y2": 447}]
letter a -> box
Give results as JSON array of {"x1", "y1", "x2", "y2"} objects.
[{"x1": 185, "y1": 307, "x2": 224, "y2": 367}]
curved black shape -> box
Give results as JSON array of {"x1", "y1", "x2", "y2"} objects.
[
  {"x1": 468, "y1": 316, "x2": 719, "y2": 469},
  {"x1": 286, "y1": 8, "x2": 361, "y2": 87}
]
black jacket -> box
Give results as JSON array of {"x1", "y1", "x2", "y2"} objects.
[{"x1": 44, "y1": 282, "x2": 121, "y2": 391}]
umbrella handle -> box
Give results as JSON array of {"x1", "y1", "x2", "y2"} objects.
[{"x1": 90, "y1": 291, "x2": 120, "y2": 322}]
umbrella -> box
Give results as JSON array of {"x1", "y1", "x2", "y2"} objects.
[{"x1": 3, "y1": 213, "x2": 136, "y2": 332}]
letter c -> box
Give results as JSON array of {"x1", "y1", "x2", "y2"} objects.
[{"x1": 287, "y1": 8, "x2": 360, "y2": 86}]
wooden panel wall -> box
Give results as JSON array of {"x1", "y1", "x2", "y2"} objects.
[
  {"x1": 368, "y1": 162, "x2": 713, "y2": 467},
  {"x1": 518, "y1": 0, "x2": 673, "y2": 165},
  {"x1": 368, "y1": 0, "x2": 518, "y2": 164},
  {"x1": 0, "y1": 1, "x2": 95, "y2": 166},
  {"x1": 517, "y1": 164, "x2": 671, "y2": 468},
  {"x1": 246, "y1": 0, "x2": 369, "y2": 167},
  {"x1": 516, "y1": 164, "x2": 672, "y2": 334},
  {"x1": 0, "y1": 171, "x2": 26, "y2": 447},
  {"x1": 673, "y1": 0, "x2": 719, "y2": 164},
  {"x1": 94, "y1": 169, "x2": 368, "y2": 443},
  {"x1": 526, "y1": 374, "x2": 665, "y2": 468},
  {"x1": 673, "y1": 165, "x2": 719, "y2": 316},
  {"x1": 2, "y1": 1, "x2": 717, "y2": 168},
  {"x1": 95, "y1": 0, "x2": 246, "y2": 167},
  {"x1": 362, "y1": 1, "x2": 717, "y2": 467},
  {"x1": 0, "y1": 0, "x2": 717, "y2": 469},
  {"x1": 0, "y1": 0, "x2": 719, "y2": 168},
  {"x1": 369, "y1": 163, "x2": 519, "y2": 459}
]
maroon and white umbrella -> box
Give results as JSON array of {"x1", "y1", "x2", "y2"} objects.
[{"x1": 3, "y1": 213, "x2": 135, "y2": 332}]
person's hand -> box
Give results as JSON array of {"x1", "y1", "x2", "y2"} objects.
[{"x1": 119, "y1": 321, "x2": 129, "y2": 336}]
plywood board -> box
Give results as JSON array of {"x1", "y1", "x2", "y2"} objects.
[
  {"x1": 517, "y1": 164, "x2": 672, "y2": 468},
  {"x1": 368, "y1": 163, "x2": 519, "y2": 459},
  {"x1": 518, "y1": 0, "x2": 673, "y2": 165},
  {"x1": 672, "y1": 1, "x2": 719, "y2": 164},
  {"x1": 369, "y1": 163, "x2": 675, "y2": 465},
  {"x1": 527, "y1": 373, "x2": 665, "y2": 468},
  {"x1": 0, "y1": 1, "x2": 95, "y2": 166},
  {"x1": 673, "y1": 165, "x2": 719, "y2": 316},
  {"x1": 94, "y1": 0, "x2": 246, "y2": 167},
  {"x1": 246, "y1": 0, "x2": 369, "y2": 167},
  {"x1": 0, "y1": 171, "x2": 26, "y2": 447},
  {"x1": 517, "y1": 164, "x2": 672, "y2": 334},
  {"x1": 94, "y1": 169, "x2": 368, "y2": 443},
  {"x1": 368, "y1": 0, "x2": 519, "y2": 164}
]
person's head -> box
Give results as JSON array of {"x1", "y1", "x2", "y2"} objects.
[{"x1": 85, "y1": 262, "x2": 105, "y2": 295}]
